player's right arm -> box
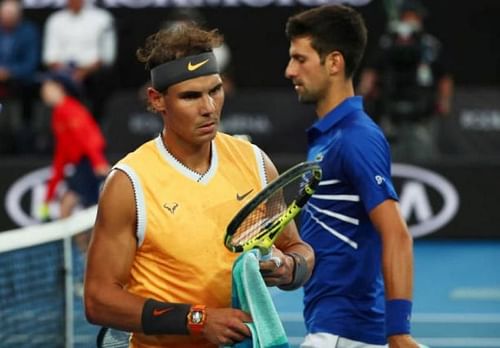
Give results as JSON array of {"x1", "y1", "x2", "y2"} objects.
[
  {"x1": 84, "y1": 169, "x2": 252, "y2": 344},
  {"x1": 84, "y1": 169, "x2": 145, "y2": 332}
]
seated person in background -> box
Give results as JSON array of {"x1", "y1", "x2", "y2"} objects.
[
  {"x1": 39, "y1": 71, "x2": 109, "y2": 224},
  {"x1": 0, "y1": 0, "x2": 40, "y2": 153},
  {"x1": 42, "y1": 0, "x2": 116, "y2": 120}
]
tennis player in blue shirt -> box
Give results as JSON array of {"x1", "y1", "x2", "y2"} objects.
[{"x1": 285, "y1": 5, "x2": 420, "y2": 348}]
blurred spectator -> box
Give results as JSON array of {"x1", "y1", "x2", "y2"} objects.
[
  {"x1": 0, "y1": 0, "x2": 40, "y2": 154},
  {"x1": 358, "y1": 0, "x2": 453, "y2": 162},
  {"x1": 38, "y1": 70, "x2": 109, "y2": 223},
  {"x1": 42, "y1": 0, "x2": 116, "y2": 121}
]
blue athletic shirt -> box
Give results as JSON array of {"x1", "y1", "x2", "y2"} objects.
[{"x1": 301, "y1": 96, "x2": 398, "y2": 345}]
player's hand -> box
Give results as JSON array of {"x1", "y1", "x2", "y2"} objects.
[
  {"x1": 39, "y1": 202, "x2": 51, "y2": 222},
  {"x1": 202, "y1": 307, "x2": 252, "y2": 346},
  {"x1": 259, "y1": 247, "x2": 294, "y2": 287},
  {"x1": 388, "y1": 334, "x2": 421, "y2": 348}
]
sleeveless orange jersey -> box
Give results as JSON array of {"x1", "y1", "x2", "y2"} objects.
[{"x1": 114, "y1": 133, "x2": 267, "y2": 347}]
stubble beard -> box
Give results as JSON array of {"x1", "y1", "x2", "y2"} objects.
[{"x1": 297, "y1": 91, "x2": 317, "y2": 104}]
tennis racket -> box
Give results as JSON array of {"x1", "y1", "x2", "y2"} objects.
[
  {"x1": 96, "y1": 327, "x2": 131, "y2": 348},
  {"x1": 224, "y1": 161, "x2": 322, "y2": 258}
]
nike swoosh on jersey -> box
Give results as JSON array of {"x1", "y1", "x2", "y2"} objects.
[
  {"x1": 236, "y1": 189, "x2": 253, "y2": 201},
  {"x1": 187, "y1": 59, "x2": 209, "y2": 71}
]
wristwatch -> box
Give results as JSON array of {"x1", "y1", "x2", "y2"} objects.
[{"x1": 187, "y1": 304, "x2": 206, "y2": 335}]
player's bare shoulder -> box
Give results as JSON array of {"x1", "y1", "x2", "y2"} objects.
[{"x1": 96, "y1": 168, "x2": 136, "y2": 224}]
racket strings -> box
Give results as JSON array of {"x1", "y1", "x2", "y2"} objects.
[
  {"x1": 231, "y1": 189, "x2": 287, "y2": 246},
  {"x1": 225, "y1": 162, "x2": 322, "y2": 253}
]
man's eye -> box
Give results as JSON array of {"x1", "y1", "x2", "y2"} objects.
[
  {"x1": 210, "y1": 85, "x2": 223, "y2": 95},
  {"x1": 182, "y1": 93, "x2": 199, "y2": 99}
]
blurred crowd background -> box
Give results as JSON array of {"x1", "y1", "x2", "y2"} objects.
[{"x1": 1, "y1": 0, "x2": 499, "y2": 162}]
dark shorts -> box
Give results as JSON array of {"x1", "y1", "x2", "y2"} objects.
[{"x1": 67, "y1": 157, "x2": 104, "y2": 207}]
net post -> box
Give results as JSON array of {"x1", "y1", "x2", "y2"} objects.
[{"x1": 64, "y1": 235, "x2": 74, "y2": 348}]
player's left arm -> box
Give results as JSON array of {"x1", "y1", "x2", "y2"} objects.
[
  {"x1": 258, "y1": 151, "x2": 315, "y2": 289},
  {"x1": 370, "y1": 199, "x2": 420, "y2": 348}
]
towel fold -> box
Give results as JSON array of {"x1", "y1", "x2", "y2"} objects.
[{"x1": 228, "y1": 250, "x2": 290, "y2": 348}]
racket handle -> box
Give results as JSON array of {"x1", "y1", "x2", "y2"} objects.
[
  {"x1": 256, "y1": 248, "x2": 283, "y2": 268},
  {"x1": 258, "y1": 248, "x2": 272, "y2": 260}
]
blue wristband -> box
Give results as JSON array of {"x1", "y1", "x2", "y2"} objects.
[{"x1": 385, "y1": 299, "x2": 412, "y2": 336}]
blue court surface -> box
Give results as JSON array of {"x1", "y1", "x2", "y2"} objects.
[
  {"x1": 271, "y1": 240, "x2": 500, "y2": 348},
  {"x1": 73, "y1": 239, "x2": 500, "y2": 347}
]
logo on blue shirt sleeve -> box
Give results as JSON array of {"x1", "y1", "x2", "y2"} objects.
[{"x1": 375, "y1": 175, "x2": 385, "y2": 185}]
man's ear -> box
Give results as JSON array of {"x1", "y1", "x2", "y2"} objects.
[
  {"x1": 148, "y1": 87, "x2": 167, "y2": 112},
  {"x1": 325, "y1": 51, "x2": 344, "y2": 76}
]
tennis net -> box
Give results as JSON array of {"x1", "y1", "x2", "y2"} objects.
[{"x1": 0, "y1": 206, "x2": 98, "y2": 348}]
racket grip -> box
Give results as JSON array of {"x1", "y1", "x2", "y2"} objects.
[
  {"x1": 255, "y1": 248, "x2": 284, "y2": 269},
  {"x1": 258, "y1": 248, "x2": 272, "y2": 260}
]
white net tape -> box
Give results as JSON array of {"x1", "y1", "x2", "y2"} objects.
[{"x1": 0, "y1": 205, "x2": 97, "y2": 253}]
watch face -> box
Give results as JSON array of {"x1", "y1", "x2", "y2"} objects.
[{"x1": 192, "y1": 310, "x2": 203, "y2": 324}]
